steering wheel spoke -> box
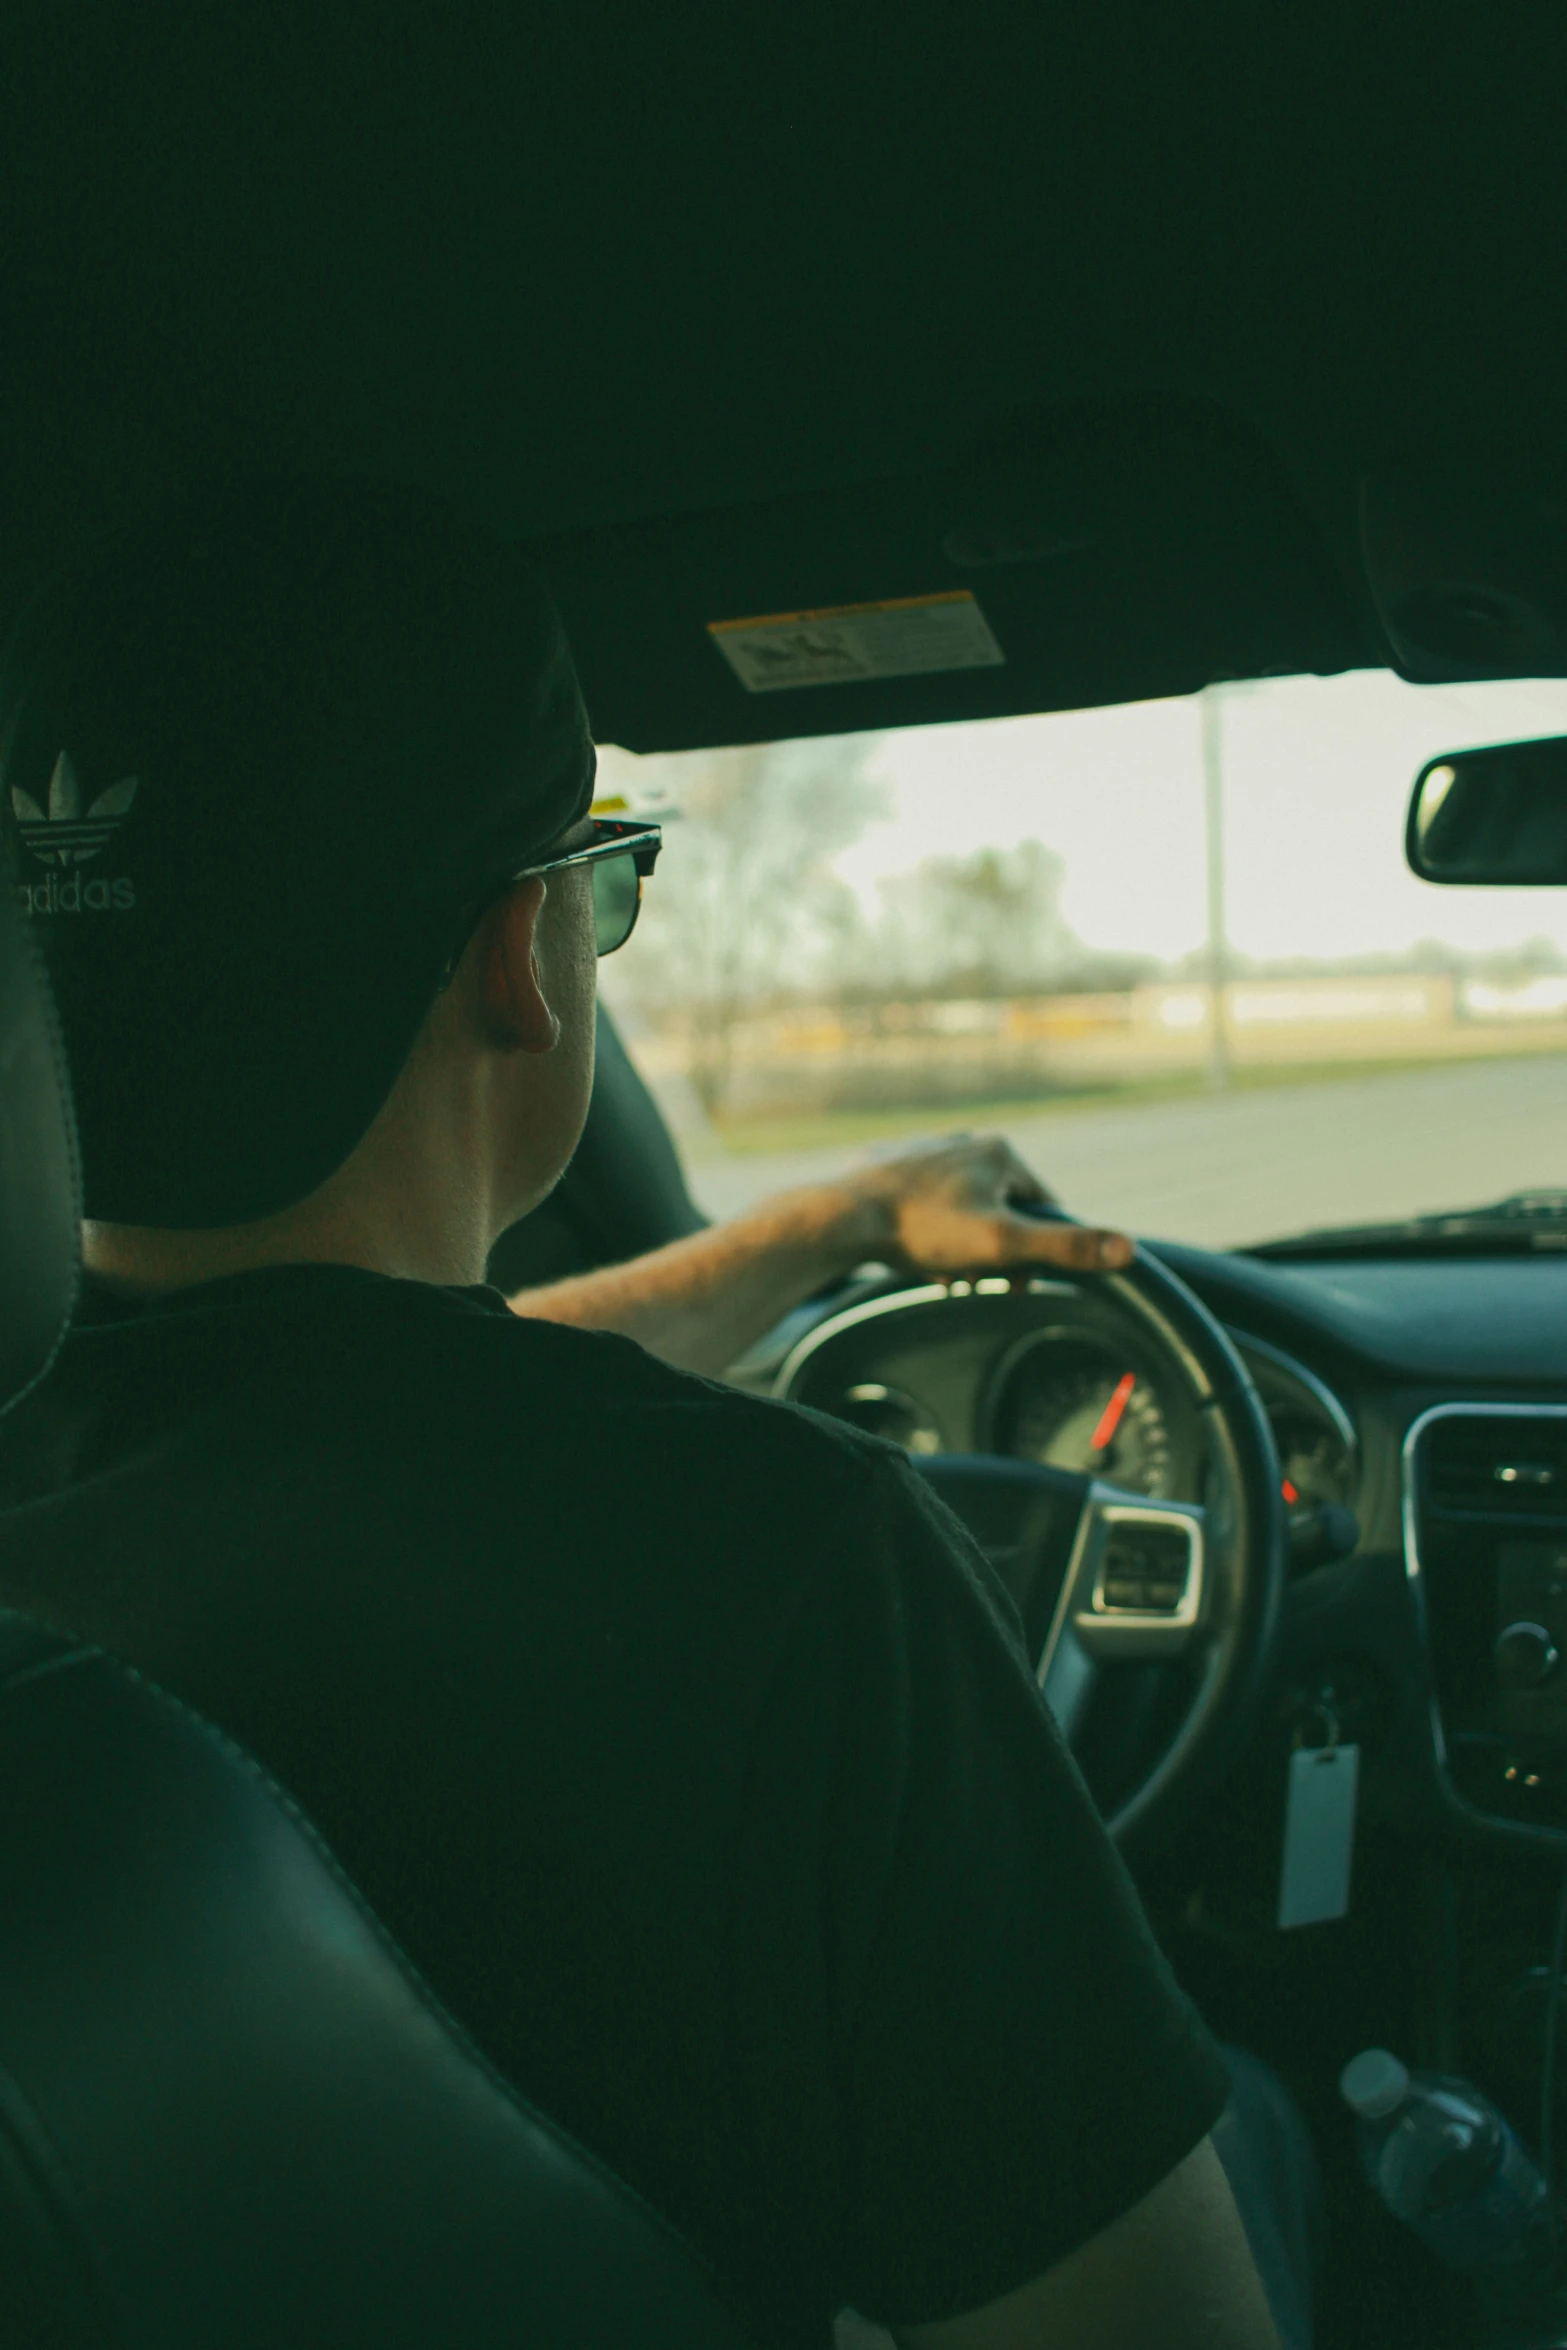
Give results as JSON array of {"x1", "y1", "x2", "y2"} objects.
[
  {"x1": 1055, "y1": 1485, "x2": 1206, "y2": 1664},
  {"x1": 1033, "y1": 1484, "x2": 1201, "y2": 1734},
  {"x1": 1039, "y1": 1620, "x2": 1098, "y2": 1741}
]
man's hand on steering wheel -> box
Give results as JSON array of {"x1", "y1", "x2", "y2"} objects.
[{"x1": 839, "y1": 1132, "x2": 1135, "y2": 1277}]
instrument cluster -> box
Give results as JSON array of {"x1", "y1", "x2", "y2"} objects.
[{"x1": 785, "y1": 1286, "x2": 1358, "y2": 1565}]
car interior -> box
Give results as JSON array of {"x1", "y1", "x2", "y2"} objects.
[{"x1": 6, "y1": 7, "x2": 1567, "y2": 2346}]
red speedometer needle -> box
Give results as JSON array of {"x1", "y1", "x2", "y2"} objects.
[{"x1": 1089, "y1": 1371, "x2": 1137, "y2": 1456}]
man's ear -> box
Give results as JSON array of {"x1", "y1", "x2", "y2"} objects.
[{"x1": 477, "y1": 879, "x2": 561, "y2": 1054}]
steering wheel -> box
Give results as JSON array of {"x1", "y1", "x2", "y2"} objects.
[{"x1": 775, "y1": 1243, "x2": 1288, "y2": 1864}]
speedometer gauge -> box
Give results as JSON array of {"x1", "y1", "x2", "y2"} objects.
[{"x1": 996, "y1": 1338, "x2": 1173, "y2": 1496}]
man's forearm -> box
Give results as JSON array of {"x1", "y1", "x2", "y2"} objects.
[
  {"x1": 505, "y1": 1182, "x2": 883, "y2": 1374},
  {"x1": 506, "y1": 1135, "x2": 1133, "y2": 1375}
]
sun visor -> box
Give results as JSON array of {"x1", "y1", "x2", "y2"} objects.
[
  {"x1": 1361, "y1": 462, "x2": 1567, "y2": 683},
  {"x1": 525, "y1": 400, "x2": 1366, "y2": 753}
]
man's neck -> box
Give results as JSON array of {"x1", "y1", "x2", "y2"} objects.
[
  {"x1": 81, "y1": 1116, "x2": 501, "y2": 1296},
  {"x1": 81, "y1": 1204, "x2": 492, "y2": 1298}
]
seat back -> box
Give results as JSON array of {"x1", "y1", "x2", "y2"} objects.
[
  {"x1": 0, "y1": 872, "x2": 752, "y2": 2346},
  {"x1": 0, "y1": 1611, "x2": 753, "y2": 2348},
  {"x1": 0, "y1": 869, "x2": 78, "y2": 1405}
]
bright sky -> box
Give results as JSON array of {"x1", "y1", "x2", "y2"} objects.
[{"x1": 601, "y1": 670, "x2": 1567, "y2": 967}]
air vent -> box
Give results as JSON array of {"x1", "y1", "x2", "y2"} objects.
[{"x1": 1423, "y1": 1414, "x2": 1567, "y2": 1519}]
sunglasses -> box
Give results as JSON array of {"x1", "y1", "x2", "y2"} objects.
[
  {"x1": 440, "y1": 817, "x2": 662, "y2": 990},
  {"x1": 514, "y1": 817, "x2": 663, "y2": 955}
]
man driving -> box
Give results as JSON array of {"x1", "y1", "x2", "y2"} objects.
[{"x1": 0, "y1": 477, "x2": 1318, "y2": 2350}]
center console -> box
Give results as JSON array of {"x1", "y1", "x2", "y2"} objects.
[{"x1": 1406, "y1": 1404, "x2": 1567, "y2": 1838}]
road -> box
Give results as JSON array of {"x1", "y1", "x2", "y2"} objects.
[{"x1": 683, "y1": 1052, "x2": 1567, "y2": 1249}]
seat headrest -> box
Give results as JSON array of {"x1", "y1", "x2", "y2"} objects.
[{"x1": 0, "y1": 871, "x2": 79, "y2": 1408}]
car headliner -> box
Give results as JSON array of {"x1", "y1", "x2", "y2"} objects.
[{"x1": 3, "y1": 4, "x2": 1565, "y2": 748}]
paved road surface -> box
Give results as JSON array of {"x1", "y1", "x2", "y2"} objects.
[{"x1": 683, "y1": 1053, "x2": 1567, "y2": 1249}]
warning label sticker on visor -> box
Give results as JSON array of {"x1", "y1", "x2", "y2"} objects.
[{"x1": 708, "y1": 590, "x2": 1005, "y2": 693}]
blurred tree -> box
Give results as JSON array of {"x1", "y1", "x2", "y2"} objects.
[
  {"x1": 601, "y1": 736, "x2": 885, "y2": 1114},
  {"x1": 870, "y1": 839, "x2": 1082, "y2": 997}
]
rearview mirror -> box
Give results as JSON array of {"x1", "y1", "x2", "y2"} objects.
[{"x1": 1406, "y1": 736, "x2": 1567, "y2": 884}]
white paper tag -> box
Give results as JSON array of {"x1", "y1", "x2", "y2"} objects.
[
  {"x1": 708, "y1": 590, "x2": 1005, "y2": 692},
  {"x1": 1277, "y1": 1742, "x2": 1359, "y2": 1930}
]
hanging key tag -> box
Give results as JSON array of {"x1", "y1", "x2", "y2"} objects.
[{"x1": 1277, "y1": 1703, "x2": 1359, "y2": 1931}]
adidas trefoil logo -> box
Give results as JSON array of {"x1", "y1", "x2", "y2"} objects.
[{"x1": 12, "y1": 752, "x2": 139, "y2": 869}]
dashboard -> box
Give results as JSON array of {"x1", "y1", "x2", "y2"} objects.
[
  {"x1": 734, "y1": 1238, "x2": 1567, "y2": 2133},
  {"x1": 740, "y1": 1242, "x2": 1567, "y2": 1854}
]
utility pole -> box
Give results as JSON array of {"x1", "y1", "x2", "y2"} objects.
[{"x1": 1200, "y1": 684, "x2": 1231, "y2": 1090}]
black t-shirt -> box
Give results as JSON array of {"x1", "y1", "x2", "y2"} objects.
[{"x1": 0, "y1": 1267, "x2": 1231, "y2": 2346}]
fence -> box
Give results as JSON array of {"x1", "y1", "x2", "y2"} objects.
[{"x1": 624, "y1": 972, "x2": 1567, "y2": 1121}]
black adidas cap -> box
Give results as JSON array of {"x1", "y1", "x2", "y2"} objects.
[{"x1": 0, "y1": 476, "x2": 595, "y2": 1227}]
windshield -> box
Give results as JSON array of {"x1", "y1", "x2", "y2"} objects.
[{"x1": 596, "y1": 671, "x2": 1567, "y2": 1251}]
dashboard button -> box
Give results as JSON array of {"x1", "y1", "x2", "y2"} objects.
[{"x1": 1494, "y1": 1621, "x2": 1560, "y2": 1690}]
